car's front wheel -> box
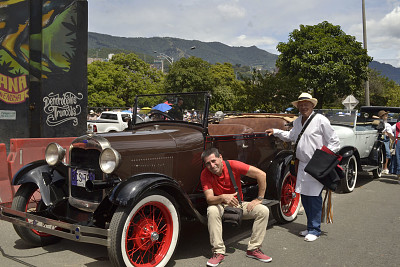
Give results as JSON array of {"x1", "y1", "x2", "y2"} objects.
[
  {"x1": 108, "y1": 190, "x2": 180, "y2": 267},
  {"x1": 373, "y1": 148, "x2": 384, "y2": 178},
  {"x1": 340, "y1": 155, "x2": 358, "y2": 193},
  {"x1": 272, "y1": 170, "x2": 301, "y2": 223},
  {"x1": 11, "y1": 183, "x2": 61, "y2": 246}
]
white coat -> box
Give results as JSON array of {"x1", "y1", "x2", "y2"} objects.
[{"x1": 273, "y1": 112, "x2": 341, "y2": 196}]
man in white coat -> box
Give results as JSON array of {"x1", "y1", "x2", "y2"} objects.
[{"x1": 266, "y1": 92, "x2": 340, "y2": 242}]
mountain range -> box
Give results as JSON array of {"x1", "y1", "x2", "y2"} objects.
[{"x1": 88, "y1": 32, "x2": 400, "y2": 84}]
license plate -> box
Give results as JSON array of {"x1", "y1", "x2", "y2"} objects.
[{"x1": 71, "y1": 169, "x2": 95, "y2": 187}]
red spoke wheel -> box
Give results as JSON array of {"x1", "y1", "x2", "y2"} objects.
[
  {"x1": 109, "y1": 190, "x2": 180, "y2": 267},
  {"x1": 272, "y1": 171, "x2": 301, "y2": 223},
  {"x1": 11, "y1": 183, "x2": 60, "y2": 246}
]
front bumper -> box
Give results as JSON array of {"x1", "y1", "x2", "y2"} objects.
[{"x1": 0, "y1": 204, "x2": 110, "y2": 247}]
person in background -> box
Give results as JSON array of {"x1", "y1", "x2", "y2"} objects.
[
  {"x1": 390, "y1": 117, "x2": 400, "y2": 183},
  {"x1": 87, "y1": 110, "x2": 97, "y2": 120},
  {"x1": 201, "y1": 148, "x2": 272, "y2": 266},
  {"x1": 378, "y1": 110, "x2": 394, "y2": 175},
  {"x1": 168, "y1": 98, "x2": 184, "y2": 120},
  {"x1": 265, "y1": 92, "x2": 340, "y2": 242}
]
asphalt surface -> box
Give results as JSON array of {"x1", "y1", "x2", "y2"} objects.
[{"x1": 0, "y1": 172, "x2": 399, "y2": 267}]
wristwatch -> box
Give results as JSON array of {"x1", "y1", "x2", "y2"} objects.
[{"x1": 257, "y1": 196, "x2": 264, "y2": 201}]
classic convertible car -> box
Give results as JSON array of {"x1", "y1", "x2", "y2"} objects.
[
  {"x1": 0, "y1": 92, "x2": 299, "y2": 267},
  {"x1": 315, "y1": 108, "x2": 386, "y2": 193}
]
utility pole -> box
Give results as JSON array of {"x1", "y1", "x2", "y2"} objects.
[{"x1": 362, "y1": 0, "x2": 370, "y2": 105}]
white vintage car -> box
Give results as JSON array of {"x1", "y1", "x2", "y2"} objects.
[
  {"x1": 316, "y1": 109, "x2": 385, "y2": 193},
  {"x1": 87, "y1": 111, "x2": 144, "y2": 133}
]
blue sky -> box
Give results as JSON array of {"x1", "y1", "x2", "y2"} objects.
[{"x1": 88, "y1": 0, "x2": 400, "y2": 67}]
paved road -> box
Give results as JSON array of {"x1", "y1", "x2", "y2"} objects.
[{"x1": 0, "y1": 173, "x2": 399, "y2": 267}]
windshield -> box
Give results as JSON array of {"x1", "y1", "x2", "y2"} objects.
[
  {"x1": 133, "y1": 92, "x2": 210, "y2": 126},
  {"x1": 314, "y1": 109, "x2": 357, "y2": 127}
]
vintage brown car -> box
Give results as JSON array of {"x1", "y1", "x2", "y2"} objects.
[{"x1": 0, "y1": 92, "x2": 300, "y2": 267}]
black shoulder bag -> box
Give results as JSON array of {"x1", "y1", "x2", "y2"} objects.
[
  {"x1": 221, "y1": 160, "x2": 244, "y2": 227},
  {"x1": 290, "y1": 113, "x2": 316, "y2": 176}
]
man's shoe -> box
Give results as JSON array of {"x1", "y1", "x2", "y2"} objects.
[
  {"x1": 246, "y1": 248, "x2": 272, "y2": 263},
  {"x1": 207, "y1": 253, "x2": 225, "y2": 267},
  {"x1": 299, "y1": 230, "x2": 308, "y2": 237},
  {"x1": 304, "y1": 234, "x2": 319, "y2": 242}
]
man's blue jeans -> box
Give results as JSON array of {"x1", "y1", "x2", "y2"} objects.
[{"x1": 301, "y1": 193, "x2": 322, "y2": 236}]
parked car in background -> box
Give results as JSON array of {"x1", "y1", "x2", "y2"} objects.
[
  {"x1": 1, "y1": 92, "x2": 299, "y2": 267},
  {"x1": 359, "y1": 106, "x2": 400, "y2": 126},
  {"x1": 87, "y1": 111, "x2": 143, "y2": 133},
  {"x1": 315, "y1": 108, "x2": 385, "y2": 193}
]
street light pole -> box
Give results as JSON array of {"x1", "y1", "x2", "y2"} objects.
[
  {"x1": 154, "y1": 51, "x2": 174, "y2": 73},
  {"x1": 362, "y1": 0, "x2": 370, "y2": 106}
]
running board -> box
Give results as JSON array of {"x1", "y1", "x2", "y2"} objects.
[{"x1": 361, "y1": 165, "x2": 378, "y2": 172}]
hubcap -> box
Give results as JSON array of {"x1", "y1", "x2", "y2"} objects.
[
  {"x1": 151, "y1": 232, "x2": 159, "y2": 242},
  {"x1": 133, "y1": 218, "x2": 159, "y2": 250}
]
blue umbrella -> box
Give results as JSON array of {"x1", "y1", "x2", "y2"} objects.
[
  {"x1": 286, "y1": 107, "x2": 294, "y2": 111},
  {"x1": 152, "y1": 103, "x2": 172, "y2": 112}
]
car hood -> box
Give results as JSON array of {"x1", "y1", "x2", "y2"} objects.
[
  {"x1": 98, "y1": 123, "x2": 205, "y2": 180},
  {"x1": 332, "y1": 125, "x2": 354, "y2": 147}
]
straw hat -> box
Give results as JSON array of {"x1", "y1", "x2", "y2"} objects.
[
  {"x1": 378, "y1": 110, "x2": 388, "y2": 118},
  {"x1": 291, "y1": 92, "x2": 318, "y2": 108}
]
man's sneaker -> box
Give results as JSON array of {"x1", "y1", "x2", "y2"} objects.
[
  {"x1": 299, "y1": 230, "x2": 308, "y2": 237},
  {"x1": 246, "y1": 248, "x2": 272, "y2": 263},
  {"x1": 383, "y1": 169, "x2": 389, "y2": 174},
  {"x1": 304, "y1": 233, "x2": 319, "y2": 242},
  {"x1": 207, "y1": 253, "x2": 225, "y2": 267}
]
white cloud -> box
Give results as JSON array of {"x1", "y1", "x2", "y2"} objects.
[{"x1": 217, "y1": 4, "x2": 246, "y2": 19}]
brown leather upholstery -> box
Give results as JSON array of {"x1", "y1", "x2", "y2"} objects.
[
  {"x1": 219, "y1": 117, "x2": 288, "y2": 132},
  {"x1": 208, "y1": 123, "x2": 254, "y2": 136}
]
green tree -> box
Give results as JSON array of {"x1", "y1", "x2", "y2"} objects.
[
  {"x1": 164, "y1": 56, "x2": 213, "y2": 93},
  {"x1": 88, "y1": 53, "x2": 164, "y2": 107},
  {"x1": 365, "y1": 69, "x2": 400, "y2": 107},
  {"x1": 276, "y1": 21, "x2": 372, "y2": 108},
  {"x1": 241, "y1": 70, "x2": 298, "y2": 112},
  {"x1": 209, "y1": 63, "x2": 244, "y2": 111}
]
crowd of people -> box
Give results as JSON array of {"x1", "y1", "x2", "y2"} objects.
[{"x1": 378, "y1": 110, "x2": 400, "y2": 181}]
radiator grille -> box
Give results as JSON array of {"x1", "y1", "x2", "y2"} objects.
[{"x1": 70, "y1": 148, "x2": 103, "y2": 202}]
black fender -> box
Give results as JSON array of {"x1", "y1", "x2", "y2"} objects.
[
  {"x1": 109, "y1": 173, "x2": 207, "y2": 224},
  {"x1": 12, "y1": 160, "x2": 68, "y2": 206},
  {"x1": 338, "y1": 146, "x2": 361, "y2": 169},
  {"x1": 264, "y1": 150, "x2": 293, "y2": 200},
  {"x1": 368, "y1": 140, "x2": 384, "y2": 165}
]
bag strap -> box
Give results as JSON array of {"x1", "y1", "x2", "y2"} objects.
[
  {"x1": 225, "y1": 160, "x2": 242, "y2": 205},
  {"x1": 293, "y1": 112, "x2": 316, "y2": 155}
]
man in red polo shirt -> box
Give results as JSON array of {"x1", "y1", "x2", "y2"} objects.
[{"x1": 201, "y1": 148, "x2": 271, "y2": 266}]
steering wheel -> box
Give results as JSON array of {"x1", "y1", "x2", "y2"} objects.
[{"x1": 148, "y1": 110, "x2": 175, "y2": 121}]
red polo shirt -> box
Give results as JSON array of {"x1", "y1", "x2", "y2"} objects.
[{"x1": 200, "y1": 160, "x2": 250, "y2": 200}]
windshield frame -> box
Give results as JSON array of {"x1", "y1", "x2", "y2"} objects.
[
  {"x1": 314, "y1": 109, "x2": 358, "y2": 128},
  {"x1": 133, "y1": 91, "x2": 211, "y2": 128}
]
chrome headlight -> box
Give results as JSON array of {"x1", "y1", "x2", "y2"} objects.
[
  {"x1": 45, "y1": 143, "x2": 66, "y2": 166},
  {"x1": 99, "y1": 148, "x2": 121, "y2": 174}
]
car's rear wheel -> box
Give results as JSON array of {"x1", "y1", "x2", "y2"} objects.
[
  {"x1": 373, "y1": 148, "x2": 384, "y2": 178},
  {"x1": 108, "y1": 190, "x2": 180, "y2": 267},
  {"x1": 340, "y1": 155, "x2": 358, "y2": 193},
  {"x1": 11, "y1": 183, "x2": 60, "y2": 246},
  {"x1": 272, "y1": 170, "x2": 301, "y2": 223}
]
